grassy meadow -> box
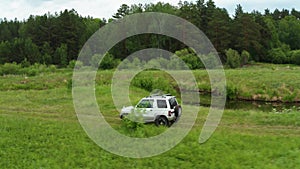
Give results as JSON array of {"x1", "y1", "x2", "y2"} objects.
[{"x1": 1, "y1": 64, "x2": 300, "y2": 168}]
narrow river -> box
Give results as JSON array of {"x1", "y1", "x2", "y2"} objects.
[{"x1": 199, "y1": 94, "x2": 300, "y2": 112}]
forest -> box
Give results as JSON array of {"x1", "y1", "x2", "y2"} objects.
[{"x1": 1, "y1": 0, "x2": 300, "y2": 68}]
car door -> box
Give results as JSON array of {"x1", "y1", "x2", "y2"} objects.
[
  {"x1": 156, "y1": 99, "x2": 168, "y2": 118},
  {"x1": 136, "y1": 99, "x2": 154, "y2": 122}
]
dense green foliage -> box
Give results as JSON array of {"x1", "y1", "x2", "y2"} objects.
[
  {"x1": 0, "y1": 62, "x2": 57, "y2": 76},
  {"x1": 0, "y1": 9, "x2": 105, "y2": 66},
  {"x1": 1, "y1": 1, "x2": 300, "y2": 67}
]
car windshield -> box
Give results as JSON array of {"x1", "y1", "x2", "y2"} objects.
[
  {"x1": 136, "y1": 99, "x2": 154, "y2": 108},
  {"x1": 168, "y1": 97, "x2": 178, "y2": 109}
]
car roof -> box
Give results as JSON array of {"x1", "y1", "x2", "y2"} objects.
[{"x1": 143, "y1": 94, "x2": 175, "y2": 100}]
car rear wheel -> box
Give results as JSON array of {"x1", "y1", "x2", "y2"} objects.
[{"x1": 155, "y1": 116, "x2": 169, "y2": 127}]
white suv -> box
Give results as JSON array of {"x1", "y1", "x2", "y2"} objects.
[{"x1": 120, "y1": 94, "x2": 182, "y2": 126}]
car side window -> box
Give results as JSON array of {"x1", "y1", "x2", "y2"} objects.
[
  {"x1": 137, "y1": 99, "x2": 154, "y2": 108},
  {"x1": 157, "y1": 100, "x2": 167, "y2": 108}
]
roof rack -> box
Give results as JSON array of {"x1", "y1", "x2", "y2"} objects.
[
  {"x1": 146, "y1": 93, "x2": 173, "y2": 98},
  {"x1": 147, "y1": 94, "x2": 164, "y2": 98}
]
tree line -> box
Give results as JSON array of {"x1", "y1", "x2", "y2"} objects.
[{"x1": 1, "y1": 0, "x2": 300, "y2": 68}]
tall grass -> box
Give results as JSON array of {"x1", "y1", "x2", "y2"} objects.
[
  {"x1": 1, "y1": 63, "x2": 299, "y2": 102},
  {"x1": 1, "y1": 82, "x2": 300, "y2": 168}
]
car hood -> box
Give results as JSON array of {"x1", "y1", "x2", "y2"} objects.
[{"x1": 121, "y1": 106, "x2": 134, "y2": 114}]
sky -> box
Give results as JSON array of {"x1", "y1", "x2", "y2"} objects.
[{"x1": 0, "y1": 0, "x2": 299, "y2": 20}]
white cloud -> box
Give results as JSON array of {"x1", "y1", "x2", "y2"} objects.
[
  {"x1": 214, "y1": 0, "x2": 300, "y2": 16},
  {"x1": 1, "y1": 0, "x2": 300, "y2": 20},
  {"x1": 0, "y1": 0, "x2": 181, "y2": 20}
]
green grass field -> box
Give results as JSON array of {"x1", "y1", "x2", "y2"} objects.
[{"x1": 1, "y1": 64, "x2": 300, "y2": 168}]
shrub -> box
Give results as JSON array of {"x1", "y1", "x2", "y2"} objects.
[
  {"x1": 225, "y1": 49, "x2": 240, "y2": 69},
  {"x1": 20, "y1": 58, "x2": 31, "y2": 68},
  {"x1": 226, "y1": 83, "x2": 238, "y2": 99},
  {"x1": 201, "y1": 53, "x2": 219, "y2": 69},
  {"x1": 0, "y1": 62, "x2": 21, "y2": 75},
  {"x1": 291, "y1": 50, "x2": 300, "y2": 65},
  {"x1": 131, "y1": 72, "x2": 177, "y2": 95},
  {"x1": 132, "y1": 76, "x2": 153, "y2": 91},
  {"x1": 90, "y1": 54, "x2": 101, "y2": 68},
  {"x1": 99, "y1": 53, "x2": 118, "y2": 69},
  {"x1": 49, "y1": 65, "x2": 57, "y2": 72},
  {"x1": 68, "y1": 60, "x2": 76, "y2": 69},
  {"x1": 120, "y1": 109, "x2": 145, "y2": 137},
  {"x1": 168, "y1": 55, "x2": 187, "y2": 70},
  {"x1": 152, "y1": 77, "x2": 176, "y2": 95},
  {"x1": 268, "y1": 48, "x2": 287, "y2": 64},
  {"x1": 32, "y1": 63, "x2": 47, "y2": 72},
  {"x1": 68, "y1": 60, "x2": 83, "y2": 69},
  {"x1": 91, "y1": 53, "x2": 120, "y2": 69},
  {"x1": 22, "y1": 67, "x2": 38, "y2": 76},
  {"x1": 0, "y1": 62, "x2": 61, "y2": 76},
  {"x1": 283, "y1": 92, "x2": 297, "y2": 102},
  {"x1": 175, "y1": 48, "x2": 203, "y2": 70},
  {"x1": 75, "y1": 61, "x2": 83, "y2": 69},
  {"x1": 241, "y1": 50, "x2": 250, "y2": 65},
  {"x1": 144, "y1": 59, "x2": 161, "y2": 70},
  {"x1": 132, "y1": 57, "x2": 143, "y2": 69},
  {"x1": 118, "y1": 59, "x2": 129, "y2": 69}
]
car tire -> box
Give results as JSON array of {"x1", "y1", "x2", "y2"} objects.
[{"x1": 155, "y1": 116, "x2": 169, "y2": 127}]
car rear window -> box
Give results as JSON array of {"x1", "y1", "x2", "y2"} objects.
[
  {"x1": 157, "y1": 100, "x2": 167, "y2": 108},
  {"x1": 168, "y1": 98, "x2": 178, "y2": 109}
]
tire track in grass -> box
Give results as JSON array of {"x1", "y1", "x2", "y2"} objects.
[{"x1": 2, "y1": 108, "x2": 300, "y2": 137}]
